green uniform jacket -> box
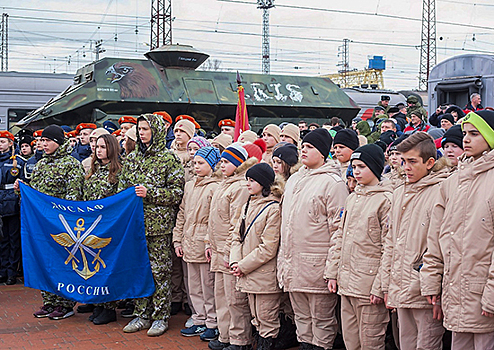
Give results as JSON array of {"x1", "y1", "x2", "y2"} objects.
[
  {"x1": 30, "y1": 140, "x2": 84, "y2": 201},
  {"x1": 118, "y1": 113, "x2": 185, "y2": 237},
  {"x1": 84, "y1": 163, "x2": 119, "y2": 201}
]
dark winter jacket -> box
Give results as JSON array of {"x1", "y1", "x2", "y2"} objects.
[
  {"x1": 71, "y1": 142, "x2": 91, "y2": 162},
  {"x1": 25, "y1": 150, "x2": 43, "y2": 181},
  {"x1": 0, "y1": 150, "x2": 26, "y2": 216}
]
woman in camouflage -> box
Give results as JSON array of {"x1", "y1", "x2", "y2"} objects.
[
  {"x1": 119, "y1": 113, "x2": 185, "y2": 337},
  {"x1": 82, "y1": 133, "x2": 122, "y2": 325}
]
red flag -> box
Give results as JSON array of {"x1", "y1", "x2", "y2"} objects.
[{"x1": 234, "y1": 72, "x2": 249, "y2": 141}]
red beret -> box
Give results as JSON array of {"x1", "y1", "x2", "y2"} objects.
[
  {"x1": 118, "y1": 116, "x2": 137, "y2": 125},
  {"x1": 76, "y1": 123, "x2": 97, "y2": 133},
  {"x1": 33, "y1": 129, "x2": 44, "y2": 138},
  {"x1": 112, "y1": 129, "x2": 122, "y2": 137},
  {"x1": 66, "y1": 130, "x2": 78, "y2": 138},
  {"x1": 219, "y1": 119, "x2": 235, "y2": 128},
  {"x1": 176, "y1": 115, "x2": 201, "y2": 129},
  {"x1": 0, "y1": 130, "x2": 14, "y2": 141},
  {"x1": 153, "y1": 111, "x2": 173, "y2": 125}
]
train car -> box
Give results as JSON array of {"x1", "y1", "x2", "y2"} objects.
[
  {"x1": 428, "y1": 54, "x2": 494, "y2": 112},
  {"x1": 342, "y1": 87, "x2": 407, "y2": 120},
  {"x1": 16, "y1": 45, "x2": 360, "y2": 132},
  {"x1": 0, "y1": 71, "x2": 73, "y2": 131}
]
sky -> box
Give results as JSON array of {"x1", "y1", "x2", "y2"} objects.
[{"x1": 1, "y1": 0, "x2": 494, "y2": 90}]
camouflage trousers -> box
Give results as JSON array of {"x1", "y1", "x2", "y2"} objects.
[
  {"x1": 134, "y1": 234, "x2": 172, "y2": 321},
  {"x1": 41, "y1": 291, "x2": 76, "y2": 309},
  {"x1": 95, "y1": 301, "x2": 118, "y2": 310}
]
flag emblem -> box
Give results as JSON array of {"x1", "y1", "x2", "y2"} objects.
[{"x1": 51, "y1": 214, "x2": 111, "y2": 280}]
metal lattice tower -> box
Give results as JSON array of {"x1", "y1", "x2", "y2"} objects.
[
  {"x1": 150, "y1": 0, "x2": 172, "y2": 50},
  {"x1": 1, "y1": 13, "x2": 8, "y2": 72},
  {"x1": 337, "y1": 39, "x2": 351, "y2": 87},
  {"x1": 419, "y1": 0, "x2": 436, "y2": 91},
  {"x1": 257, "y1": 0, "x2": 274, "y2": 74}
]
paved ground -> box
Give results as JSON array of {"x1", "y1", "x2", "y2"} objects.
[{"x1": 0, "y1": 279, "x2": 210, "y2": 350}]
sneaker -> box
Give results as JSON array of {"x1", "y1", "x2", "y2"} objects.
[
  {"x1": 77, "y1": 304, "x2": 95, "y2": 313},
  {"x1": 181, "y1": 324, "x2": 207, "y2": 337},
  {"x1": 123, "y1": 317, "x2": 152, "y2": 333},
  {"x1": 48, "y1": 306, "x2": 75, "y2": 320},
  {"x1": 185, "y1": 316, "x2": 194, "y2": 328},
  {"x1": 121, "y1": 304, "x2": 135, "y2": 318},
  {"x1": 147, "y1": 320, "x2": 169, "y2": 337},
  {"x1": 93, "y1": 308, "x2": 116, "y2": 325},
  {"x1": 33, "y1": 304, "x2": 55, "y2": 318},
  {"x1": 209, "y1": 339, "x2": 230, "y2": 350},
  {"x1": 88, "y1": 306, "x2": 104, "y2": 322},
  {"x1": 200, "y1": 328, "x2": 219, "y2": 341}
]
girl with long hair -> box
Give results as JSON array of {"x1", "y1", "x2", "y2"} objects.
[{"x1": 83, "y1": 133, "x2": 122, "y2": 325}]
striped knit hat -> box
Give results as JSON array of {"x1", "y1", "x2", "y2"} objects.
[
  {"x1": 195, "y1": 146, "x2": 221, "y2": 170},
  {"x1": 187, "y1": 136, "x2": 211, "y2": 150},
  {"x1": 221, "y1": 142, "x2": 248, "y2": 167}
]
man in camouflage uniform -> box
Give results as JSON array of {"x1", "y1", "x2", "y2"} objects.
[
  {"x1": 119, "y1": 113, "x2": 184, "y2": 337},
  {"x1": 23, "y1": 125, "x2": 85, "y2": 320},
  {"x1": 372, "y1": 95, "x2": 391, "y2": 120},
  {"x1": 406, "y1": 95, "x2": 428, "y2": 121}
]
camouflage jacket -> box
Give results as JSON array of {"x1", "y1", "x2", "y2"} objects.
[
  {"x1": 83, "y1": 162, "x2": 119, "y2": 201},
  {"x1": 30, "y1": 140, "x2": 84, "y2": 201},
  {"x1": 119, "y1": 114, "x2": 185, "y2": 237},
  {"x1": 406, "y1": 103, "x2": 428, "y2": 120}
]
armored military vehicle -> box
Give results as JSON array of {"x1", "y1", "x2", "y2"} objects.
[{"x1": 17, "y1": 45, "x2": 360, "y2": 131}]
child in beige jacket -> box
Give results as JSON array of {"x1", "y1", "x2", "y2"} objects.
[
  {"x1": 173, "y1": 147, "x2": 221, "y2": 341},
  {"x1": 421, "y1": 111, "x2": 494, "y2": 350},
  {"x1": 206, "y1": 144, "x2": 257, "y2": 350},
  {"x1": 382, "y1": 132, "x2": 448, "y2": 350},
  {"x1": 326, "y1": 144, "x2": 392, "y2": 350},
  {"x1": 230, "y1": 163, "x2": 283, "y2": 350}
]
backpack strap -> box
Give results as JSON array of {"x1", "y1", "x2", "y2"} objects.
[{"x1": 241, "y1": 200, "x2": 279, "y2": 243}]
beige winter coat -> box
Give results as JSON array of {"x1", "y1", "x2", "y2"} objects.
[
  {"x1": 230, "y1": 191, "x2": 282, "y2": 294},
  {"x1": 381, "y1": 158, "x2": 450, "y2": 309},
  {"x1": 421, "y1": 150, "x2": 494, "y2": 333},
  {"x1": 173, "y1": 174, "x2": 221, "y2": 263},
  {"x1": 382, "y1": 167, "x2": 406, "y2": 188},
  {"x1": 326, "y1": 182, "x2": 392, "y2": 299},
  {"x1": 262, "y1": 149, "x2": 274, "y2": 167},
  {"x1": 206, "y1": 157, "x2": 258, "y2": 273},
  {"x1": 171, "y1": 140, "x2": 190, "y2": 165},
  {"x1": 277, "y1": 160, "x2": 349, "y2": 294}
]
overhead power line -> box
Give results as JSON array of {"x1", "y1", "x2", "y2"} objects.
[{"x1": 217, "y1": 0, "x2": 494, "y2": 31}]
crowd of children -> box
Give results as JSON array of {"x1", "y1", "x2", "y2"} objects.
[{"x1": 2, "y1": 105, "x2": 494, "y2": 350}]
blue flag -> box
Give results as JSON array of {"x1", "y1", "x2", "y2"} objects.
[{"x1": 20, "y1": 182, "x2": 155, "y2": 303}]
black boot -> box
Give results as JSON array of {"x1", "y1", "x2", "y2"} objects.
[
  {"x1": 92, "y1": 308, "x2": 116, "y2": 325},
  {"x1": 299, "y1": 343, "x2": 313, "y2": 350},
  {"x1": 88, "y1": 306, "x2": 104, "y2": 322},
  {"x1": 209, "y1": 339, "x2": 231, "y2": 350},
  {"x1": 171, "y1": 302, "x2": 182, "y2": 315},
  {"x1": 257, "y1": 336, "x2": 275, "y2": 350},
  {"x1": 77, "y1": 304, "x2": 95, "y2": 313},
  {"x1": 224, "y1": 345, "x2": 253, "y2": 350},
  {"x1": 183, "y1": 302, "x2": 192, "y2": 316}
]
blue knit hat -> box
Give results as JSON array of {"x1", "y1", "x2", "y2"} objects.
[
  {"x1": 221, "y1": 142, "x2": 248, "y2": 167},
  {"x1": 195, "y1": 146, "x2": 221, "y2": 170}
]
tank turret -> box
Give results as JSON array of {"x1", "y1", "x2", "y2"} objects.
[{"x1": 144, "y1": 44, "x2": 209, "y2": 70}]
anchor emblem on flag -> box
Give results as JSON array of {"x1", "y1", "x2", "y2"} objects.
[{"x1": 51, "y1": 214, "x2": 112, "y2": 280}]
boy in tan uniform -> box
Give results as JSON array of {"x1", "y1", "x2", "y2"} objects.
[
  {"x1": 382, "y1": 132, "x2": 448, "y2": 350},
  {"x1": 326, "y1": 144, "x2": 392, "y2": 350},
  {"x1": 421, "y1": 110, "x2": 494, "y2": 350}
]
